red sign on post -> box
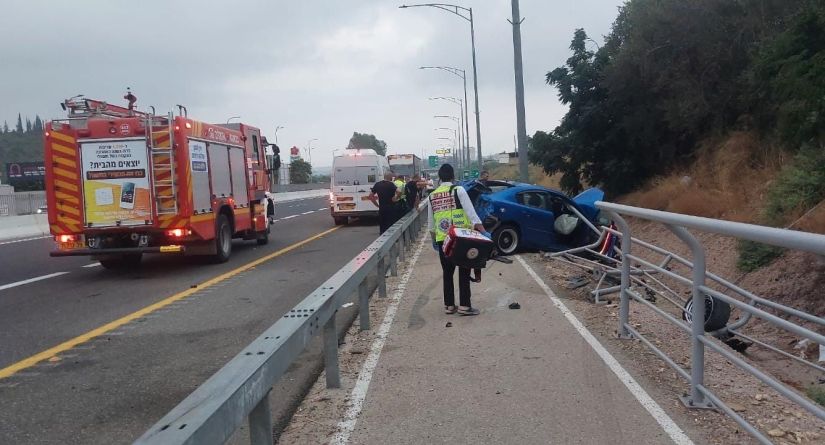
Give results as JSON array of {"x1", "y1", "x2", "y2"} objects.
[{"x1": 290, "y1": 146, "x2": 299, "y2": 156}]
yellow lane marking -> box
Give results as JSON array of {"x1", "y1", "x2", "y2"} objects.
[{"x1": 0, "y1": 226, "x2": 341, "y2": 380}]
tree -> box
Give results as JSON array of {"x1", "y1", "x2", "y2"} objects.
[
  {"x1": 2, "y1": 121, "x2": 8, "y2": 133},
  {"x1": 347, "y1": 132, "x2": 387, "y2": 156},
  {"x1": 33, "y1": 116, "x2": 43, "y2": 133},
  {"x1": 15, "y1": 113, "x2": 23, "y2": 133},
  {"x1": 25, "y1": 118, "x2": 32, "y2": 133},
  {"x1": 289, "y1": 159, "x2": 312, "y2": 184}
]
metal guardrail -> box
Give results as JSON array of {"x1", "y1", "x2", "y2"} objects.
[
  {"x1": 134, "y1": 205, "x2": 426, "y2": 445},
  {"x1": 592, "y1": 202, "x2": 825, "y2": 444}
]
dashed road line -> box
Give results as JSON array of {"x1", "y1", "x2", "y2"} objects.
[
  {"x1": 0, "y1": 272, "x2": 69, "y2": 292},
  {"x1": 82, "y1": 262, "x2": 101, "y2": 268},
  {"x1": 0, "y1": 235, "x2": 50, "y2": 246}
]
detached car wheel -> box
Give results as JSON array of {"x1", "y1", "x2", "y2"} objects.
[
  {"x1": 493, "y1": 225, "x2": 520, "y2": 255},
  {"x1": 682, "y1": 293, "x2": 731, "y2": 332}
]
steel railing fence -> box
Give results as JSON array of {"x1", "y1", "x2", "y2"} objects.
[
  {"x1": 590, "y1": 202, "x2": 825, "y2": 445},
  {"x1": 134, "y1": 204, "x2": 427, "y2": 445},
  {"x1": 0, "y1": 191, "x2": 47, "y2": 216}
]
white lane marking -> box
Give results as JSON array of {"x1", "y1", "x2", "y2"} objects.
[
  {"x1": 330, "y1": 236, "x2": 427, "y2": 445},
  {"x1": 301, "y1": 211, "x2": 315, "y2": 215},
  {"x1": 0, "y1": 235, "x2": 50, "y2": 246},
  {"x1": 281, "y1": 215, "x2": 297, "y2": 220},
  {"x1": 516, "y1": 256, "x2": 694, "y2": 445},
  {"x1": 82, "y1": 262, "x2": 102, "y2": 268},
  {"x1": 0, "y1": 272, "x2": 70, "y2": 292},
  {"x1": 318, "y1": 208, "x2": 327, "y2": 211}
]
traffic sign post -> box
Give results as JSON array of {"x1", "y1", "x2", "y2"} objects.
[{"x1": 428, "y1": 156, "x2": 439, "y2": 168}]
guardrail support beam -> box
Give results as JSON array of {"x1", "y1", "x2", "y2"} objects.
[
  {"x1": 248, "y1": 390, "x2": 273, "y2": 445},
  {"x1": 377, "y1": 258, "x2": 387, "y2": 298},
  {"x1": 608, "y1": 212, "x2": 633, "y2": 339},
  {"x1": 323, "y1": 313, "x2": 341, "y2": 388},
  {"x1": 390, "y1": 245, "x2": 398, "y2": 277},
  {"x1": 667, "y1": 224, "x2": 714, "y2": 410},
  {"x1": 358, "y1": 280, "x2": 370, "y2": 331},
  {"x1": 399, "y1": 237, "x2": 407, "y2": 263}
]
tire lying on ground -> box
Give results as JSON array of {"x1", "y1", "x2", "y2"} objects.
[{"x1": 682, "y1": 293, "x2": 731, "y2": 332}]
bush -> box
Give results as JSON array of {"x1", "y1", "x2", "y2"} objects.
[
  {"x1": 737, "y1": 240, "x2": 785, "y2": 272},
  {"x1": 763, "y1": 144, "x2": 825, "y2": 225},
  {"x1": 807, "y1": 385, "x2": 825, "y2": 407}
]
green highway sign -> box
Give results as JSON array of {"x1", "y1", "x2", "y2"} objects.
[
  {"x1": 463, "y1": 170, "x2": 470, "y2": 179},
  {"x1": 471, "y1": 169, "x2": 479, "y2": 178},
  {"x1": 428, "y1": 155, "x2": 439, "y2": 168}
]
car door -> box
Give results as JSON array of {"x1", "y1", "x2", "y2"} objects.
[{"x1": 515, "y1": 190, "x2": 556, "y2": 249}]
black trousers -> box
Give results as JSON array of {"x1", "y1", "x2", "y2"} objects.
[
  {"x1": 437, "y1": 243, "x2": 472, "y2": 307},
  {"x1": 378, "y1": 209, "x2": 394, "y2": 234}
]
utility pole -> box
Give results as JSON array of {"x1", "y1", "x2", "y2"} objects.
[{"x1": 510, "y1": 0, "x2": 529, "y2": 183}]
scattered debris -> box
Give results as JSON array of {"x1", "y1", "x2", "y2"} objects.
[
  {"x1": 508, "y1": 302, "x2": 521, "y2": 310},
  {"x1": 767, "y1": 429, "x2": 785, "y2": 438},
  {"x1": 350, "y1": 350, "x2": 363, "y2": 355},
  {"x1": 190, "y1": 284, "x2": 197, "y2": 288},
  {"x1": 342, "y1": 302, "x2": 354, "y2": 308},
  {"x1": 445, "y1": 322, "x2": 452, "y2": 328},
  {"x1": 727, "y1": 402, "x2": 747, "y2": 412},
  {"x1": 755, "y1": 394, "x2": 768, "y2": 402},
  {"x1": 565, "y1": 275, "x2": 589, "y2": 289}
]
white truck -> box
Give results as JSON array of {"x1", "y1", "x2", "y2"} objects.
[
  {"x1": 387, "y1": 154, "x2": 422, "y2": 180},
  {"x1": 329, "y1": 149, "x2": 390, "y2": 225}
]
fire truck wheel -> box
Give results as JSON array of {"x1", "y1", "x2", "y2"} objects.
[
  {"x1": 99, "y1": 253, "x2": 142, "y2": 269},
  {"x1": 214, "y1": 214, "x2": 232, "y2": 263},
  {"x1": 493, "y1": 224, "x2": 520, "y2": 255},
  {"x1": 256, "y1": 223, "x2": 271, "y2": 245}
]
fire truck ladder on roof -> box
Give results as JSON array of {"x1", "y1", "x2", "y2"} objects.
[{"x1": 147, "y1": 113, "x2": 178, "y2": 216}]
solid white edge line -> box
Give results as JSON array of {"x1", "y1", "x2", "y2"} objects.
[
  {"x1": 281, "y1": 215, "x2": 297, "y2": 220},
  {"x1": 516, "y1": 255, "x2": 694, "y2": 445},
  {"x1": 0, "y1": 272, "x2": 70, "y2": 292},
  {"x1": 82, "y1": 262, "x2": 102, "y2": 268},
  {"x1": 329, "y1": 235, "x2": 427, "y2": 445}
]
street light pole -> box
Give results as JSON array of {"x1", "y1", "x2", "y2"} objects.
[
  {"x1": 306, "y1": 138, "x2": 318, "y2": 165},
  {"x1": 509, "y1": 0, "x2": 529, "y2": 183},
  {"x1": 429, "y1": 96, "x2": 465, "y2": 170},
  {"x1": 274, "y1": 125, "x2": 284, "y2": 145},
  {"x1": 421, "y1": 67, "x2": 471, "y2": 169},
  {"x1": 401, "y1": 4, "x2": 482, "y2": 168}
]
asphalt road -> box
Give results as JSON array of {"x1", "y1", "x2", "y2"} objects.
[{"x1": 0, "y1": 196, "x2": 382, "y2": 444}]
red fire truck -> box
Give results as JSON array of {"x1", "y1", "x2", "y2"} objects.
[{"x1": 44, "y1": 94, "x2": 273, "y2": 268}]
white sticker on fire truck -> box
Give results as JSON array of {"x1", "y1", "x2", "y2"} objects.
[
  {"x1": 80, "y1": 138, "x2": 151, "y2": 226},
  {"x1": 190, "y1": 140, "x2": 208, "y2": 173}
]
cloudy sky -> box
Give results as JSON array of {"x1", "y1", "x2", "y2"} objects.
[{"x1": 1, "y1": 0, "x2": 623, "y2": 168}]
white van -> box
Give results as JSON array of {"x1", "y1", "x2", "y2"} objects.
[{"x1": 330, "y1": 149, "x2": 391, "y2": 225}]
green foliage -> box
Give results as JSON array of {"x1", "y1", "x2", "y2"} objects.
[
  {"x1": 747, "y1": 4, "x2": 825, "y2": 147},
  {"x1": 737, "y1": 240, "x2": 785, "y2": 272},
  {"x1": 347, "y1": 132, "x2": 387, "y2": 156},
  {"x1": 289, "y1": 159, "x2": 312, "y2": 184},
  {"x1": 807, "y1": 385, "x2": 825, "y2": 407},
  {"x1": 0, "y1": 131, "x2": 44, "y2": 184},
  {"x1": 764, "y1": 144, "x2": 825, "y2": 225},
  {"x1": 531, "y1": 0, "x2": 817, "y2": 196}
]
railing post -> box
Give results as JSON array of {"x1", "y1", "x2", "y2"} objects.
[
  {"x1": 358, "y1": 280, "x2": 370, "y2": 331},
  {"x1": 668, "y1": 224, "x2": 714, "y2": 410},
  {"x1": 377, "y1": 257, "x2": 387, "y2": 298},
  {"x1": 323, "y1": 313, "x2": 341, "y2": 388},
  {"x1": 399, "y1": 234, "x2": 407, "y2": 263},
  {"x1": 390, "y1": 243, "x2": 398, "y2": 277},
  {"x1": 608, "y1": 211, "x2": 633, "y2": 339},
  {"x1": 248, "y1": 390, "x2": 273, "y2": 445}
]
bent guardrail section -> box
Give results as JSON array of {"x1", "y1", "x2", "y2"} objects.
[
  {"x1": 134, "y1": 206, "x2": 426, "y2": 445},
  {"x1": 594, "y1": 202, "x2": 825, "y2": 445}
]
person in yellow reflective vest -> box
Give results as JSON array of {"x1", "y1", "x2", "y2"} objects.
[
  {"x1": 393, "y1": 176, "x2": 407, "y2": 221},
  {"x1": 427, "y1": 164, "x2": 490, "y2": 316}
]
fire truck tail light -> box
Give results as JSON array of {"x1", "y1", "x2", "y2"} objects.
[
  {"x1": 166, "y1": 229, "x2": 191, "y2": 238},
  {"x1": 57, "y1": 235, "x2": 75, "y2": 243}
]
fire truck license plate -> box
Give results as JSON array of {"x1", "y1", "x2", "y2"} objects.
[
  {"x1": 338, "y1": 203, "x2": 356, "y2": 210},
  {"x1": 58, "y1": 241, "x2": 85, "y2": 251}
]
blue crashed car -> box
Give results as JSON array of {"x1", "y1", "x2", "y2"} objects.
[{"x1": 460, "y1": 180, "x2": 606, "y2": 254}]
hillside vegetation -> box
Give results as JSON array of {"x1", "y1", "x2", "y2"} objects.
[
  {"x1": 529, "y1": 0, "x2": 825, "y2": 270},
  {"x1": 0, "y1": 114, "x2": 45, "y2": 186}
]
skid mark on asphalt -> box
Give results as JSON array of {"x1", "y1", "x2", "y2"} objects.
[{"x1": 0, "y1": 226, "x2": 340, "y2": 380}]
